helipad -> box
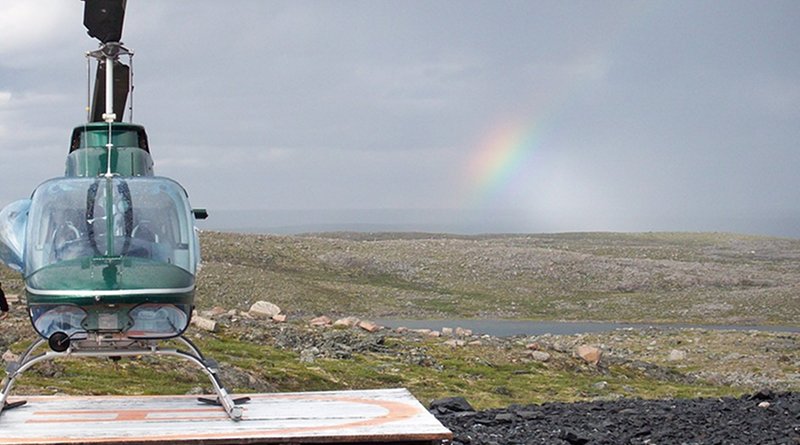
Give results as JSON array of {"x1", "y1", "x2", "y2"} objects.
[{"x1": 0, "y1": 388, "x2": 451, "y2": 444}]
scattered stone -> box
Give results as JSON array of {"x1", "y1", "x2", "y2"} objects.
[
  {"x1": 249, "y1": 301, "x2": 282, "y2": 318},
  {"x1": 299, "y1": 347, "x2": 319, "y2": 363},
  {"x1": 208, "y1": 306, "x2": 227, "y2": 316},
  {"x1": 2, "y1": 350, "x2": 19, "y2": 363},
  {"x1": 191, "y1": 316, "x2": 217, "y2": 332},
  {"x1": 441, "y1": 327, "x2": 454, "y2": 336},
  {"x1": 454, "y1": 327, "x2": 473, "y2": 337},
  {"x1": 333, "y1": 316, "x2": 360, "y2": 328},
  {"x1": 528, "y1": 351, "x2": 551, "y2": 362},
  {"x1": 357, "y1": 320, "x2": 381, "y2": 333},
  {"x1": 494, "y1": 412, "x2": 514, "y2": 422},
  {"x1": 434, "y1": 391, "x2": 800, "y2": 444},
  {"x1": 309, "y1": 316, "x2": 332, "y2": 327},
  {"x1": 238, "y1": 311, "x2": 254, "y2": 319},
  {"x1": 429, "y1": 396, "x2": 475, "y2": 413},
  {"x1": 272, "y1": 314, "x2": 287, "y2": 323},
  {"x1": 576, "y1": 345, "x2": 602, "y2": 365},
  {"x1": 749, "y1": 389, "x2": 774, "y2": 401},
  {"x1": 668, "y1": 349, "x2": 687, "y2": 361}
]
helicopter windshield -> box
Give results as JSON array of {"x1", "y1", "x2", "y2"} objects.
[{"x1": 25, "y1": 177, "x2": 199, "y2": 276}]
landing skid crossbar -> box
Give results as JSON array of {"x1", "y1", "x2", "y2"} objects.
[{"x1": 0, "y1": 336, "x2": 244, "y2": 421}]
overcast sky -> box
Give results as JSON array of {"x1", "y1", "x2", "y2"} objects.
[{"x1": 1, "y1": 1, "x2": 799, "y2": 236}]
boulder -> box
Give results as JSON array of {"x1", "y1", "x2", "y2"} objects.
[
  {"x1": 2, "y1": 350, "x2": 19, "y2": 364},
  {"x1": 529, "y1": 351, "x2": 551, "y2": 362},
  {"x1": 358, "y1": 320, "x2": 382, "y2": 333},
  {"x1": 333, "y1": 316, "x2": 360, "y2": 328},
  {"x1": 455, "y1": 327, "x2": 473, "y2": 337},
  {"x1": 576, "y1": 345, "x2": 602, "y2": 365},
  {"x1": 668, "y1": 349, "x2": 687, "y2": 361},
  {"x1": 249, "y1": 301, "x2": 282, "y2": 318},
  {"x1": 209, "y1": 306, "x2": 227, "y2": 316},
  {"x1": 309, "y1": 315, "x2": 332, "y2": 327},
  {"x1": 191, "y1": 316, "x2": 217, "y2": 332},
  {"x1": 429, "y1": 396, "x2": 475, "y2": 413}
]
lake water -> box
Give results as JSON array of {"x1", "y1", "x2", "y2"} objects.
[{"x1": 373, "y1": 319, "x2": 800, "y2": 337}]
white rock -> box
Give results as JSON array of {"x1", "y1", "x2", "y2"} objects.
[
  {"x1": 358, "y1": 320, "x2": 382, "y2": 333},
  {"x1": 668, "y1": 349, "x2": 687, "y2": 361},
  {"x1": 529, "y1": 351, "x2": 551, "y2": 362},
  {"x1": 309, "y1": 315, "x2": 332, "y2": 326},
  {"x1": 576, "y1": 345, "x2": 602, "y2": 365},
  {"x1": 454, "y1": 327, "x2": 473, "y2": 337},
  {"x1": 333, "y1": 316, "x2": 360, "y2": 328},
  {"x1": 2, "y1": 349, "x2": 19, "y2": 363},
  {"x1": 191, "y1": 316, "x2": 217, "y2": 332},
  {"x1": 758, "y1": 401, "x2": 770, "y2": 408},
  {"x1": 249, "y1": 301, "x2": 282, "y2": 318}
]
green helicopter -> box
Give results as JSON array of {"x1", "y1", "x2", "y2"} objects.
[{"x1": 0, "y1": 0, "x2": 246, "y2": 420}]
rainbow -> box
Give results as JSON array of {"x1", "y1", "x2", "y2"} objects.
[
  {"x1": 462, "y1": 119, "x2": 549, "y2": 208},
  {"x1": 461, "y1": 3, "x2": 654, "y2": 210}
]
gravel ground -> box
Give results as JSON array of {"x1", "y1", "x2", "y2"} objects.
[{"x1": 431, "y1": 391, "x2": 800, "y2": 445}]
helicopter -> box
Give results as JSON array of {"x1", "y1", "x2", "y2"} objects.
[{"x1": 0, "y1": 0, "x2": 246, "y2": 420}]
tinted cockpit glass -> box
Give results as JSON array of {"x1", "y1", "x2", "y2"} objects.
[{"x1": 25, "y1": 177, "x2": 198, "y2": 275}]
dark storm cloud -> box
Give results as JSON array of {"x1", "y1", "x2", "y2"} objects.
[{"x1": 1, "y1": 0, "x2": 798, "y2": 236}]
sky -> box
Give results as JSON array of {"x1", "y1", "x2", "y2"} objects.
[{"x1": 1, "y1": 0, "x2": 799, "y2": 236}]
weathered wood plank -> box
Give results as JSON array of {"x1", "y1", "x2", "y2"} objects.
[{"x1": 0, "y1": 388, "x2": 451, "y2": 445}]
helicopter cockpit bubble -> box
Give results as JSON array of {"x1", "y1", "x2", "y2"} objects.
[{"x1": 23, "y1": 176, "x2": 200, "y2": 340}]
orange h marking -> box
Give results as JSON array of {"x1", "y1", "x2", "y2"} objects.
[{"x1": 28, "y1": 408, "x2": 228, "y2": 423}]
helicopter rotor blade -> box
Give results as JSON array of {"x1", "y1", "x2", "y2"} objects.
[
  {"x1": 90, "y1": 60, "x2": 130, "y2": 122},
  {"x1": 83, "y1": 0, "x2": 127, "y2": 43}
]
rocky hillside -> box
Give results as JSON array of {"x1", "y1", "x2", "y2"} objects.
[{"x1": 193, "y1": 231, "x2": 800, "y2": 325}]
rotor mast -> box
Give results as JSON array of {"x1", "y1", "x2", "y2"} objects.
[{"x1": 83, "y1": 0, "x2": 132, "y2": 124}]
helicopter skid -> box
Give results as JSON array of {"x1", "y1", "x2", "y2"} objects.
[{"x1": 0, "y1": 336, "x2": 244, "y2": 421}]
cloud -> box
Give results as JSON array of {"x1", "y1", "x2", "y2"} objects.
[{"x1": 0, "y1": 0, "x2": 81, "y2": 66}]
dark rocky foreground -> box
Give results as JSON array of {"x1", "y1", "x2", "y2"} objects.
[{"x1": 431, "y1": 390, "x2": 800, "y2": 445}]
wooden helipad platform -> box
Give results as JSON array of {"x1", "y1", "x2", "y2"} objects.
[{"x1": 0, "y1": 388, "x2": 451, "y2": 444}]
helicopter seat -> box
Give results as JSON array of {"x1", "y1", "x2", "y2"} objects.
[
  {"x1": 52, "y1": 222, "x2": 84, "y2": 261},
  {"x1": 127, "y1": 222, "x2": 157, "y2": 259}
]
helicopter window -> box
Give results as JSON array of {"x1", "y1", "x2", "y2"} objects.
[{"x1": 26, "y1": 177, "x2": 198, "y2": 275}]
